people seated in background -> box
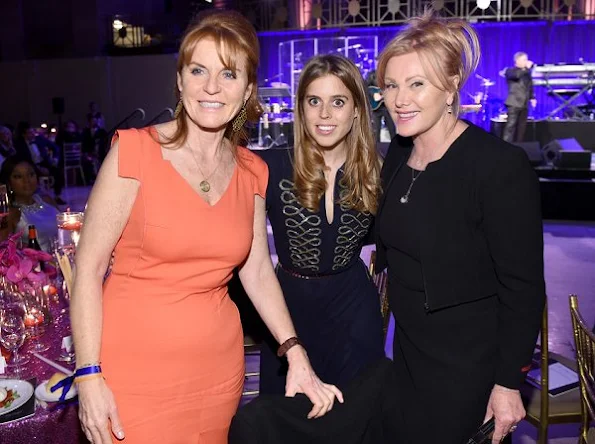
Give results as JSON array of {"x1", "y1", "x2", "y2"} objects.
[
  {"x1": 0, "y1": 126, "x2": 17, "y2": 158},
  {"x1": 55, "y1": 120, "x2": 82, "y2": 146},
  {"x1": 14, "y1": 122, "x2": 66, "y2": 205},
  {"x1": 0, "y1": 156, "x2": 59, "y2": 251},
  {"x1": 88, "y1": 101, "x2": 105, "y2": 129},
  {"x1": 81, "y1": 112, "x2": 108, "y2": 181}
]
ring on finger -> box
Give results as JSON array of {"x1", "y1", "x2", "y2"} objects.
[{"x1": 510, "y1": 425, "x2": 518, "y2": 433}]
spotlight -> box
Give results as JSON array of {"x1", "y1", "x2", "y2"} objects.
[
  {"x1": 113, "y1": 19, "x2": 124, "y2": 30},
  {"x1": 477, "y1": 0, "x2": 491, "y2": 9},
  {"x1": 40, "y1": 123, "x2": 48, "y2": 129},
  {"x1": 50, "y1": 127, "x2": 57, "y2": 133}
]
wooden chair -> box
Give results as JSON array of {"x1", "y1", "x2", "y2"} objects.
[
  {"x1": 520, "y1": 300, "x2": 582, "y2": 444},
  {"x1": 368, "y1": 250, "x2": 391, "y2": 344},
  {"x1": 63, "y1": 142, "x2": 86, "y2": 186},
  {"x1": 569, "y1": 294, "x2": 595, "y2": 443}
]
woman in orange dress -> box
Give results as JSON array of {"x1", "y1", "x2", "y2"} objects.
[{"x1": 69, "y1": 11, "x2": 342, "y2": 444}]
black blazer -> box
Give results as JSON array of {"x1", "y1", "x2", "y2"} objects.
[
  {"x1": 375, "y1": 123, "x2": 546, "y2": 389},
  {"x1": 504, "y1": 66, "x2": 534, "y2": 108}
]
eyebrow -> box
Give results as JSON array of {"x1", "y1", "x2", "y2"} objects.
[
  {"x1": 188, "y1": 61, "x2": 243, "y2": 73},
  {"x1": 306, "y1": 94, "x2": 349, "y2": 100},
  {"x1": 384, "y1": 75, "x2": 426, "y2": 83}
]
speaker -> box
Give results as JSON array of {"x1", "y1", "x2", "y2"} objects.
[
  {"x1": 52, "y1": 97, "x2": 65, "y2": 115},
  {"x1": 514, "y1": 141, "x2": 544, "y2": 167},
  {"x1": 543, "y1": 138, "x2": 591, "y2": 169}
]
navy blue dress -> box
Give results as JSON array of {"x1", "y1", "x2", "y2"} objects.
[{"x1": 257, "y1": 148, "x2": 385, "y2": 394}]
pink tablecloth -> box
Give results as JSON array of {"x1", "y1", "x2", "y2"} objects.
[{"x1": 0, "y1": 302, "x2": 88, "y2": 444}]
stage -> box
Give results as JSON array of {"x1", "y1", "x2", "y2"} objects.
[{"x1": 490, "y1": 118, "x2": 595, "y2": 151}]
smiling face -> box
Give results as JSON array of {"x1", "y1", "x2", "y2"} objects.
[
  {"x1": 10, "y1": 162, "x2": 38, "y2": 200},
  {"x1": 177, "y1": 38, "x2": 253, "y2": 133},
  {"x1": 382, "y1": 52, "x2": 454, "y2": 139},
  {"x1": 301, "y1": 74, "x2": 357, "y2": 152}
]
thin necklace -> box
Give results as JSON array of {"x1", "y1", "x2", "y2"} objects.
[
  {"x1": 400, "y1": 168, "x2": 423, "y2": 204},
  {"x1": 187, "y1": 144, "x2": 225, "y2": 193}
]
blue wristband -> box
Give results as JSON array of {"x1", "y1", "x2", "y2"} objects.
[{"x1": 50, "y1": 365, "x2": 103, "y2": 401}]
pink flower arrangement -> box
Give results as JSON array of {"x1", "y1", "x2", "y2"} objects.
[{"x1": 0, "y1": 233, "x2": 57, "y2": 293}]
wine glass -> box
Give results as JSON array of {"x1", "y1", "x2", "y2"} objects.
[
  {"x1": 0, "y1": 287, "x2": 30, "y2": 366},
  {"x1": 0, "y1": 184, "x2": 10, "y2": 219},
  {"x1": 1, "y1": 313, "x2": 27, "y2": 377},
  {"x1": 23, "y1": 288, "x2": 49, "y2": 352}
]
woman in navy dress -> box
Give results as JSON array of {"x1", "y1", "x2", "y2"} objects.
[{"x1": 258, "y1": 54, "x2": 385, "y2": 394}]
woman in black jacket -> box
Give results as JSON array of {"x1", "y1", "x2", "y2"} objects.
[{"x1": 374, "y1": 12, "x2": 545, "y2": 444}]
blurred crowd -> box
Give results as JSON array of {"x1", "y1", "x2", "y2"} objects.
[{"x1": 0, "y1": 101, "x2": 109, "y2": 204}]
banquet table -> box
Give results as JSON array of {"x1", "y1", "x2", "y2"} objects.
[{"x1": 0, "y1": 301, "x2": 88, "y2": 444}]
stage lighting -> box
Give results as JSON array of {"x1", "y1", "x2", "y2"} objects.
[
  {"x1": 40, "y1": 123, "x2": 48, "y2": 129},
  {"x1": 113, "y1": 19, "x2": 124, "y2": 30},
  {"x1": 477, "y1": 0, "x2": 491, "y2": 9}
]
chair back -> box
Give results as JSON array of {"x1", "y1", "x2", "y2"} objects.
[
  {"x1": 368, "y1": 250, "x2": 390, "y2": 343},
  {"x1": 569, "y1": 294, "x2": 595, "y2": 442},
  {"x1": 63, "y1": 143, "x2": 83, "y2": 167}
]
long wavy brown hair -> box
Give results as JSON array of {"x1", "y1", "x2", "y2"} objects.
[
  {"x1": 293, "y1": 55, "x2": 381, "y2": 214},
  {"x1": 164, "y1": 10, "x2": 262, "y2": 151}
]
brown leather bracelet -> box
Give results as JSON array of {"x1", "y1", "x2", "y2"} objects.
[{"x1": 277, "y1": 336, "x2": 303, "y2": 357}]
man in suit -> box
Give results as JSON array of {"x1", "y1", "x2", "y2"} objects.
[{"x1": 502, "y1": 52, "x2": 537, "y2": 143}]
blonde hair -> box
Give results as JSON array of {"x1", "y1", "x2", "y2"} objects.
[
  {"x1": 165, "y1": 10, "x2": 262, "y2": 150},
  {"x1": 377, "y1": 10, "x2": 480, "y2": 116},
  {"x1": 293, "y1": 54, "x2": 381, "y2": 214}
]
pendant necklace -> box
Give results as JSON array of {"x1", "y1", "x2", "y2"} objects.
[
  {"x1": 400, "y1": 168, "x2": 424, "y2": 204},
  {"x1": 187, "y1": 144, "x2": 224, "y2": 193}
]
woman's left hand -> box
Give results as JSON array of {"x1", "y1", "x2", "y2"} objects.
[
  {"x1": 284, "y1": 346, "x2": 344, "y2": 419},
  {"x1": 484, "y1": 384, "x2": 525, "y2": 443}
]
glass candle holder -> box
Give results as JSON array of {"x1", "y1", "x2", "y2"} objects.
[{"x1": 56, "y1": 212, "x2": 84, "y2": 251}]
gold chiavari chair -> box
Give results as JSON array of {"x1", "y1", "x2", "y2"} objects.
[
  {"x1": 569, "y1": 294, "x2": 595, "y2": 443},
  {"x1": 242, "y1": 334, "x2": 261, "y2": 398},
  {"x1": 368, "y1": 250, "x2": 391, "y2": 344},
  {"x1": 520, "y1": 301, "x2": 582, "y2": 444}
]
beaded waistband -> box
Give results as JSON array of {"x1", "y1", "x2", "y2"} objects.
[{"x1": 276, "y1": 263, "x2": 338, "y2": 280}]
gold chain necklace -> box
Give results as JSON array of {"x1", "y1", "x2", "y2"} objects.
[{"x1": 187, "y1": 144, "x2": 225, "y2": 193}]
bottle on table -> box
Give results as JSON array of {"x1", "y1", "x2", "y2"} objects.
[{"x1": 28, "y1": 224, "x2": 45, "y2": 271}]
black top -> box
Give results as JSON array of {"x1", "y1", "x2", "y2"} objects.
[
  {"x1": 505, "y1": 66, "x2": 535, "y2": 108},
  {"x1": 378, "y1": 164, "x2": 424, "y2": 292},
  {"x1": 375, "y1": 123, "x2": 546, "y2": 389},
  {"x1": 258, "y1": 148, "x2": 373, "y2": 276}
]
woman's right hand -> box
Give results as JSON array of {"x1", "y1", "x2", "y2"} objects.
[{"x1": 77, "y1": 377, "x2": 125, "y2": 443}]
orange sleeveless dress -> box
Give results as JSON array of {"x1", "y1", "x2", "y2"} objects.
[{"x1": 100, "y1": 127, "x2": 268, "y2": 443}]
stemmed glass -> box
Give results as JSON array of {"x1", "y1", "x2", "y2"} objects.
[
  {"x1": 0, "y1": 286, "x2": 30, "y2": 366},
  {"x1": 0, "y1": 184, "x2": 9, "y2": 219},
  {"x1": 23, "y1": 288, "x2": 49, "y2": 352},
  {"x1": 1, "y1": 313, "x2": 27, "y2": 377}
]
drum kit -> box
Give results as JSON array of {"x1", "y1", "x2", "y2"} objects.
[{"x1": 255, "y1": 38, "x2": 503, "y2": 147}]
